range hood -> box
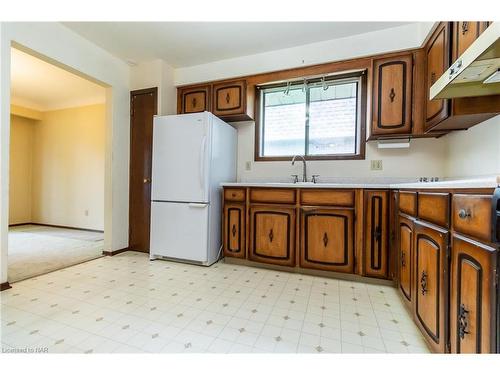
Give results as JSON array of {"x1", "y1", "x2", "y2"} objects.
[{"x1": 430, "y1": 22, "x2": 500, "y2": 99}]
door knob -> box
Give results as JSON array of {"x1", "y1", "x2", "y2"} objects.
[{"x1": 143, "y1": 178, "x2": 151, "y2": 184}]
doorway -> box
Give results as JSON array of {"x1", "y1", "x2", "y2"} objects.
[
  {"x1": 128, "y1": 88, "x2": 158, "y2": 253},
  {"x1": 8, "y1": 46, "x2": 107, "y2": 281}
]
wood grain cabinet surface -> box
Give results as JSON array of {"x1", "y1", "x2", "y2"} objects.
[
  {"x1": 223, "y1": 203, "x2": 246, "y2": 259},
  {"x1": 450, "y1": 234, "x2": 497, "y2": 353},
  {"x1": 398, "y1": 215, "x2": 414, "y2": 307},
  {"x1": 413, "y1": 220, "x2": 449, "y2": 353},
  {"x1": 249, "y1": 205, "x2": 296, "y2": 267},
  {"x1": 371, "y1": 53, "x2": 413, "y2": 137},
  {"x1": 178, "y1": 84, "x2": 211, "y2": 114},
  {"x1": 363, "y1": 190, "x2": 389, "y2": 278},
  {"x1": 424, "y1": 22, "x2": 500, "y2": 132},
  {"x1": 300, "y1": 207, "x2": 354, "y2": 273}
]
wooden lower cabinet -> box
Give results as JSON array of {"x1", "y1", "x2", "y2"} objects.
[
  {"x1": 450, "y1": 235, "x2": 498, "y2": 353},
  {"x1": 300, "y1": 207, "x2": 354, "y2": 273},
  {"x1": 398, "y1": 215, "x2": 414, "y2": 306},
  {"x1": 364, "y1": 190, "x2": 389, "y2": 278},
  {"x1": 223, "y1": 203, "x2": 245, "y2": 259},
  {"x1": 249, "y1": 205, "x2": 296, "y2": 267},
  {"x1": 413, "y1": 220, "x2": 449, "y2": 353}
]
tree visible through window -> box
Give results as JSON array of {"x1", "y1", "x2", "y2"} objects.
[{"x1": 257, "y1": 73, "x2": 365, "y2": 160}]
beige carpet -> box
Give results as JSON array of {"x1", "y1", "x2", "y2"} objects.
[{"x1": 8, "y1": 224, "x2": 104, "y2": 282}]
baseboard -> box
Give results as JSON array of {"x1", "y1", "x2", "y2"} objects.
[
  {"x1": 9, "y1": 222, "x2": 104, "y2": 233},
  {"x1": 0, "y1": 282, "x2": 12, "y2": 292},
  {"x1": 102, "y1": 247, "x2": 129, "y2": 256},
  {"x1": 8, "y1": 222, "x2": 31, "y2": 227}
]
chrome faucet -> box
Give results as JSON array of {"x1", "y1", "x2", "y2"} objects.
[{"x1": 291, "y1": 155, "x2": 307, "y2": 182}]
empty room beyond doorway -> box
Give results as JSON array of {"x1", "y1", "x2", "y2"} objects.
[{"x1": 8, "y1": 47, "x2": 107, "y2": 282}]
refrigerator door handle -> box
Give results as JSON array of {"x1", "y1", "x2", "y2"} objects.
[
  {"x1": 198, "y1": 135, "x2": 207, "y2": 189},
  {"x1": 188, "y1": 203, "x2": 208, "y2": 208}
]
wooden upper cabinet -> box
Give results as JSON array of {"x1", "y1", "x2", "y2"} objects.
[
  {"x1": 300, "y1": 208, "x2": 354, "y2": 273},
  {"x1": 249, "y1": 205, "x2": 295, "y2": 267},
  {"x1": 178, "y1": 84, "x2": 211, "y2": 114},
  {"x1": 371, "y1": 53, "x2": 413, "y2": 136},
  {"x1": 213, "y1": 80, "x2": 246, "y2": 116},
  {"x1": 452, "y1": 22, "x2": 490, "y2": 61},
  {"x1": 424, "y1": 22, "x2": 451, "y2": 131},
  {"x1": 450, "y1": 235, "x2": 497, "y2": 354},
  {"x1": 178, "y1": 79, "x2": 253, "y2": 121},
  {"x1": 423, "y1": 22, "x2": 500, "y2": 132},
  {"x1": 223, "y1": 203, "x2": 246, "y2": 259},
  {"x1": 413, "y1": 221, "x2": 449, "y2": 353},
  {"x1": 363, "y1": 190, "x2": 389, "y2": 278}
]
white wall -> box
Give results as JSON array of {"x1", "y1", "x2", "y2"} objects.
[
  {"x1": 130, "y1": 59, "x2": 176, "y2": 116},
  {"x1": 445, "y1": 115, "x2": 500, "y2": 178},
  {"x1": 233, "y1": 121, "x2": 447, "y2": 182},
  {"x1": 0, "y1": 22, "x2": 130, "y2": 284},
  {"x1": 175, "y1": 23, "x2": 434, "y2": 85}
]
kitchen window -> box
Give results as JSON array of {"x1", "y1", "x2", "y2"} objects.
[{"x1": 255, "y1": 71, "x2": 366, "y2": 160}]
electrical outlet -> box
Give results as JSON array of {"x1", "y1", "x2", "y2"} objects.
[
  {"x1": 84, "y1": 210, "x2": 89, "y2": 216},
  {"x1": 245, "y1": 161, "x2": 252, "y2": 171},
  {"x1": 371, "y1": 160, "x2": 383, "y2": 171}
]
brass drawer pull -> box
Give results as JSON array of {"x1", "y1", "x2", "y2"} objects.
[
  {"x1": 323, "y1": 232, "x2": 329, "y2": 247},
  {"x1": 401, "y1": 251, "x2": 406, "y2": 267},
  {"x1": 269, "y1": 229, "x2": 274, "y2": 243},
  {"x1": 389, "y1": 88, "x2": 396, "y2": 102},
  {"x1": 231, "y1": 224, "x2": 237, "y2": 237},
  {"x1": 458, "y1": 208, "x2": 471, "y2": 219}
]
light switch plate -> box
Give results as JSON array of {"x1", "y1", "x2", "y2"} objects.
[
  {"x1": 245, "y1": 161, "x2": 252, "y2": 171},
  {"x1": 371, "y1": 160, "x2": 383, "y2": 170}
]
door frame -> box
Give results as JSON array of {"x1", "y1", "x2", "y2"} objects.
[{"x1": 128, "y1": 87, "x2": 158, "y2": 253}]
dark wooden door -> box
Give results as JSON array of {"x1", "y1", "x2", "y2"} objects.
[
  {"x1": 129, "y1": 88, "x2": 157, "y2": 253},
  {"x1": 223, "y1": 203, "x2": 246, "y2": 259},
  {"x1": 414, "y1": 220, "x2": 449, "y2": 353},
  {"x1": 450, "y1": 235, "x2": 497, "y2": 353},
  {"x1": 425, "y1": 22, "x2": 451, "y2": 131},
  {"x1": 398, "y1": 215, "x2": 414, "y2": 306},
  {"x1": 300, "y1": 208, "x2": 354, "y2": 273},
  {"x1": 249, "y1": 205, "x2": 296, "y2": 267},
  {"x1": 364, "y1": 190, "x2": 389, "y2": 278},
  {"x1": 371, "y1": 53, "x2": 413, "y2": 136}
]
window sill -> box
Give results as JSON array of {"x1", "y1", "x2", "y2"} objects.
[{"x1": 254, "y1": 154, "x2": 365, "y2": 162}]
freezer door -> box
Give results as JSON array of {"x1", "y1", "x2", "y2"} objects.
[
  {"x1": 151, "y1": 113, "x2": 211, "y2": 203},
  {"x1": 150, "y1": 201, "x2": 209, "y2": 262}
]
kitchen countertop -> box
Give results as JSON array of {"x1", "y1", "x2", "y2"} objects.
[{"x1": 221, "y1": 176, "x2": 500, "y2": 190}]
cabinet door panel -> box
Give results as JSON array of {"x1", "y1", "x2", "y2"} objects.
[
  {"x1": 399, "y1": 215, "x2": 413, "y2": 304},
  {"x1": 249, "y1": 206, "x2": 295, "y2": 266},
  {"x1": 364, "y1": 190, "x2": 389, "y2": 278},
  {"x1": 372, "y1": 54, "x2": 413, "y2": 136},
  {"x1": 300, "y1": 208, "x2": 354, "y2": 273},
  {"x1": 414, "y1": 221, "x2": 448, "y2": 353},
  {"x1": 452, "y1": 22, "x2": 490, "y2": 60},
  {"x1": 450, "y1": 235, "x2": 497, "y2": 353},
  {"x1": 212, "y1": 80, "x2": 246, "y2": 117},
  {"x1": 425, "y1": 22, "x2": 450, "y2": 131},
  {"x1": 223, "y1": 203, "x2": 245, "y2": 258},
  {"x1": 179, "y1": 85, "x2": 211, "y2": 114}
]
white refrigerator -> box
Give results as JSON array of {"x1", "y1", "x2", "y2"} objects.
[{"x1": 149, "y1": 112, "x2": 237, "y2": 265}]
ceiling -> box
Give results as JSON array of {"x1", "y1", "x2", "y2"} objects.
[
  {"x1": 63, "y1": 22, "x2": 411, "y2": 68},
  {"x1": 10, "y1": 48, "x2": 106, "y2": 112}
]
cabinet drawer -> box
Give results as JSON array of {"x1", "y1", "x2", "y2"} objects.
[
  {"x1": 224, "y1": 188, "x2": 246, "y2": 202},
  {"x1": 300, "y1": 189, "x2": 354, "y2": 207},
  {"x1": 452, "y1": 194, "x2": 492, "y2": 242},
  {"x1": 250, "y1": 188, "x2": 296, "y2": 204},
  {"x1": 399, "y1": 191, "x2": 417, "y2": 216},
  {"x1": 418, "y1": 192, "x2": 450, "y2": 228}
]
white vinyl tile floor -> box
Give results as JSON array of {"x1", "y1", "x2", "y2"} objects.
[{"x1": 0, "y1": 251, "x2": 429, "y2": 353}]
